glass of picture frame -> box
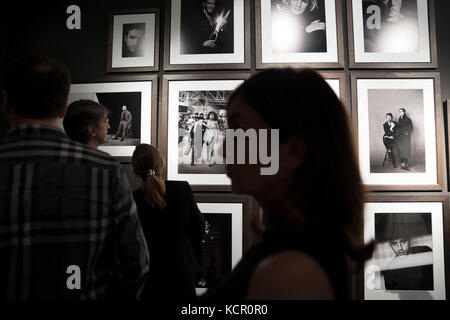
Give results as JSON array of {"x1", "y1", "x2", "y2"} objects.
[
  {"x1": 161, "y1": 73, "x2": 250, "y2": 191},
  {"x1": 194, "y1": 193, "x2": 250, "y2": 296},
  {"x1": 362, "y1": 196, "x2": 449, "y2": 300},
  {"x1": 320, "y1": 71, "x2": 348, "y2": 111},
  {"x1": 347, "y1": 0, "x2": 437, "y2": 68},
  {"x1": 351, "y1": 72, "x2": 444, "y2": 191},
  {"x1": 66, "y1": 75, "x2": 158, "y2": 162},
  {"x1": 107, "y1": 8, "x2": 160, "y2": 72},
  {"x1": 164, "y1": 0, "x2": 251, "y2": 70},
  {"x1": 256, "y1": 0, "x2": 345, "y2": 69}
]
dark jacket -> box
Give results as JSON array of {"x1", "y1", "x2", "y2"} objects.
[
  {"x1": 397, "y1": 115, "x2": 413, "y2": 161},
  {"x1": 133, "y1": 181, "x2": 204, "y2": 300},
  {"x1": 382, "y1": 246, "x2": 433, "y2": 290}
]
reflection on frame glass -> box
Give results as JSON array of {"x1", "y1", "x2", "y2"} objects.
[
  {"x1": 348, "y1": 0, "x2": 437, "y2": 67},
  {"x1": 256, "y1": 0, "x2": 344, "y2": 68},
  {"x1": 66, "y1": 77, "x2": 157, "y2": 161},
  {"x1": 107, "y1": 9, "x2": 160, "y2": 72},
  {"x1": 164, "y1": 0, "x2": 250, "y2": 70},
  {"x1": 364, "y1": 198, "x2": 447, "y2": 300},
  {"x1": 351, "y1": 73, "x2": 444, "y2": 190}
]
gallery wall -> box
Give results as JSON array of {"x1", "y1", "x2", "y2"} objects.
[{"x1": 1, "y1": 0, "x2": 450, "y2": 300}]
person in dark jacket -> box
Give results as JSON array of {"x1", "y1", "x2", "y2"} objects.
[
  {"x1": 396, "y1": 108, "x2": 413, "y2": 171},
  {"x1": 382, "y1": 237, "x2": 433, "y2": 290},
  {"x1": 131, "y1": 144, "x2": 205, "y2": 300},
  {"x1": 382, "y1": 112, "x2": 398, "y2": 163}
]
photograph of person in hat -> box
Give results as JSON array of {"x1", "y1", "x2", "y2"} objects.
[{"x1": 375, "y1": 212, "x2": 433, "y2": 291}]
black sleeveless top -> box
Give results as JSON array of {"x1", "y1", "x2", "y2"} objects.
[{"x1": 200, "y1": 229, "x2": 350, "y2": 300}]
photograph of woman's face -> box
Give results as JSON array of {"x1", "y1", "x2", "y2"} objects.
[{"x1": 289, "y1": 0, "x2": 309, "y2": 15}]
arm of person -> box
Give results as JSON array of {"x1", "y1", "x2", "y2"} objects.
[
  {"x1": 185, "y1": 182, "x2": 205, "y2": 267},
  {"x1": 112, "y1": 167, "x2": 150, "y2": 299},
  {"x1": 245, "y1": 250, "x2": 334, "y2": 300}
]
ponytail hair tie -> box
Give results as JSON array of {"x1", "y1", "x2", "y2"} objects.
[{"x1": 147, "y1": 169, "x2": 156, "y2": 177}]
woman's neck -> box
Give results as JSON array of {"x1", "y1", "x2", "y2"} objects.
[{"x1": 259, "y1": 198, "x2": 305, "y2": 233}]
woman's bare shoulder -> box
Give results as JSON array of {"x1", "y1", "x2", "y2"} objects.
[{"x1": 245, "y1": 250, "x2": 334, "y2": 300}]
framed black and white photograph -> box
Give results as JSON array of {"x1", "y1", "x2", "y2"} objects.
[
  {"x1": 107, "y1": 9, "x2": 160, "y2": 72},
  {"x1": 66, "y1": 76, "x2": 157, "y2": 161},
  {"x1": 256, "y1": 0, "x2": 344, "y2": 68},
  {"x1": 347, "y1": 0, "x2": 437, "y2": 68},
  {"x1": 351, "y1": 73, "x2": 444, "y2": 190},
  {"x1": 194, "y1": 194, "x2": 250, "y2": 295},
  {"x1": 363, "y1": 196, "x2": 449, "y2": 300},
  {"x1": 164, "y1": 0, "x2": 250, "y2": 70},
  {"x1": 162, "y1": 74, "x2": 249, "y2": 191}
]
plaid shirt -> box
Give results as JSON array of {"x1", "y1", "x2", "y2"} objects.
[{"x1": 0, "y1": 124, "x2": 149, "y2": 299}]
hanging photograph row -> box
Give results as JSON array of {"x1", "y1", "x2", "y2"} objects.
[
  {"x1": 182, "y1": 194, "x2": 450, "y2": 300},
  {"x1": 106, "y1": 0, "x2": 437, "y2": 71},
  {"x1": 65, "y1": 71, "x2": 445, "y2": 192}
]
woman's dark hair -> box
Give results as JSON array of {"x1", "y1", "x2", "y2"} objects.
[
  {"x1": 399, "y1": 108, "x2": 406, "y2": 113},
  {"x1": 132, "y1": 144, "x2": 167, "y2": 209},
  {"x1": 386, "y1": 113, "x2": 393, "y2": 118},
  {"x1": 63, "y1": 99, "x2": 108, "y2": 144},
  {"x1": 228, "y1": 68, "x2": 373, "y2": 265},
  {"x1": 3, "y1": 54, "x2": 71, "y2": 119},
  {"x1": 207, "y1": 111, "x2": 218, "y2": 121}
]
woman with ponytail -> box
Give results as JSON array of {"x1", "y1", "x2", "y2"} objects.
[{"x1": 131, "y1": 144, "x2": 205, "y2": 301}]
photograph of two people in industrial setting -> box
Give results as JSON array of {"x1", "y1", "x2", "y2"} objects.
[{"x1": 177, "y1": 90, "x2": 231, "y2": 174}]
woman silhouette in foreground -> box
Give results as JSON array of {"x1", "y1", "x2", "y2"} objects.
[{"x1": 202, "y1": 69, "x2": 373, "y2": 300}]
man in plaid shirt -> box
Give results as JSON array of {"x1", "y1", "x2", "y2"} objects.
[{"x1": 0, "y1": 55, "x2": 149, "y2": 299}]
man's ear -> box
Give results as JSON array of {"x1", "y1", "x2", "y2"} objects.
[
  {"x1": 59, "y1": 106, "x2": 68, "y2": 119},
  {"x1": 87, "y1": 125, "x2": 96, "y2": 138}
]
